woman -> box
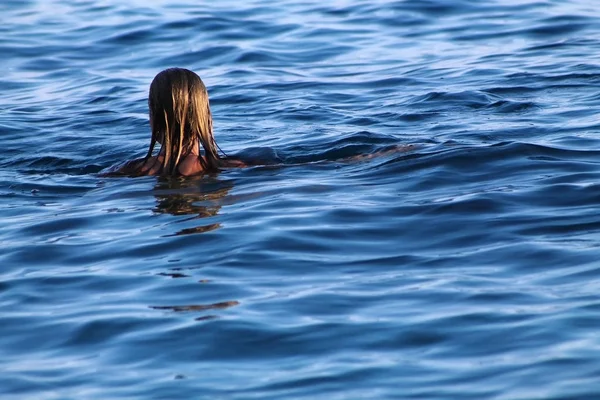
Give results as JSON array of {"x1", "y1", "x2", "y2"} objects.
[{"x1": 115, "y1": 68, "x2": 244, "y2": 176}]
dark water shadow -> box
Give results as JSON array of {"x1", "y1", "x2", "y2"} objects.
[
  {"x1": 150, "y1": 301, "x2": 240, "y2": 321},
  {"x1": 151, "y1": 301, "x2": 240, "y2": 312}
]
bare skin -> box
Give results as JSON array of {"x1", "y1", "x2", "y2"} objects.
[{"x1": 116, "y1": 140, "x2": 246, "y2": 176}]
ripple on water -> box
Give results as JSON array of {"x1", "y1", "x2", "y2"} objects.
[{"x1": 3, "y1": 0, "x2": 600, "y2": 398}]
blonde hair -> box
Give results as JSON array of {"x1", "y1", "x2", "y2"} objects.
[{"x1": 144, "y1": 68, "x2": 221, "y2": 175}]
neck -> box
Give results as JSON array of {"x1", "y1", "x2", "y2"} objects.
[
  {"x1": 189, "y1": 141, "x2": 200, "y2": 156},
  {"x1": 158, "y1": 141, "x2": 200, "y2": 156}
]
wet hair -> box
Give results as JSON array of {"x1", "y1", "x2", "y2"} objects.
[{"x1": 144, "y1": 68, "x2": 221, "y2": 175}]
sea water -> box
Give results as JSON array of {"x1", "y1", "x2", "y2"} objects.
[{"x1": 2, "y1": 0, "x2": 600, "y2": 398}]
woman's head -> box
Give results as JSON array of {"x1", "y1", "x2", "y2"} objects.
[{"x1": 145, "y1": 68, "x2": 220, "y2": 175}]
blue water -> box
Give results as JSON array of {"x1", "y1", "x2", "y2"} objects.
[{"x1": 2, "y1": 0, "x2": 600, "y2": 398}]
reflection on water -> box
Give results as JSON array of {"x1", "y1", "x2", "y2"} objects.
[
  {"x1": 157, "y1": 271, "x2": 190, "y2": 278},
  {"x1": 151, "y1": 301, "x2": 240, "y2": 312},
  {"x1": 152, "y1": 176, "x2": 233, "y2": 236},
  {"x1": 151, "y1": 301, "x2": 240, "y2": 321},
  {"x1": 151, "y1": 177, "x2": 239, "y2": 319}
]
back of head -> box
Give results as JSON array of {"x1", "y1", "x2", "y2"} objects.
[{"x1": 146, "y1": 68, "x2": 220, "y2": 175}]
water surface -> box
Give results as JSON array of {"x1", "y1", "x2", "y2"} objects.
[{"x1": 2, "y1": 0, "x2": 600, "y2": 398}]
